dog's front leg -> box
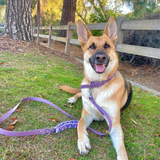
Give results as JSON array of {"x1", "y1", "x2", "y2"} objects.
[
  {"x1": 77, "y1": 108, "x2": 93, "y2": 155},
  {"x1": 109, "y1": 116, "x2": 128, "y2": 160}
]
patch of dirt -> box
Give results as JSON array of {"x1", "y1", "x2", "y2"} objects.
[
  {"x1": 0, "y1": 36, "x2": 160, "y2": 92},
  {"x1": 0, "y1": 36, "x2": 83, "y2": 67}
]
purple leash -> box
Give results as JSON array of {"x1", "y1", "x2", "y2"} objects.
[
  {"x1": 0, "y1": 73, "x2": 114, "y2": 137},
  {"x1": 0, "y1": 96, "x2": 111, "y2": 136}
]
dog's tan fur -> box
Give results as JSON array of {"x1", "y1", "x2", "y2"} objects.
[{"x1": 60, "y1": 17, "x2": 132, "y2": 160}]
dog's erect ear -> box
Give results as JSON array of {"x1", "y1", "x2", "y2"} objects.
[
  {"x1": 77, "y1": 20, "x2": 92, "y2": 45},
  {"x1": 103, "y1": 17, "x2": 117, "y2": 44}
]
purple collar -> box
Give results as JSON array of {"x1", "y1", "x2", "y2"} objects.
[{"x1": 81, "y1": 72, "x2": 116, "y2": 89}]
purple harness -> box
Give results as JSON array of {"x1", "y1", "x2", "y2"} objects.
[{"x1": 0, "y1": 74, "x2": 115, "y2": 137}]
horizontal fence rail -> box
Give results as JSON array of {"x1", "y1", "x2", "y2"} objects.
[
  {"x1": 33, "y1": 17, "x2": 160, "y2": 59},
  {"x1": 116, "y1": 44, "x2": 160, "y2": 59},
  {"x1": 121, "y1": 19, "x2": 160, "y2": 30}
]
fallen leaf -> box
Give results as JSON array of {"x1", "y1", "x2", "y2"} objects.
[
  {"x1": 27, "y1": 99, "x2": 30, "y2": 103},
  {"x1": 6, "y1": 126, "x2": 14, "y2": 131},
  {"x1": 148, "y1": 143, "x2": 155, "y2": 146},
  {"x1": 10, "y1": 119, "x2": 17, "y2": 125},
  {"x1": 130, "y1": 118, "x2": 138, "y2": 124},
  {"x1": 49, "y1": 118, "x2": 59, "y2": 122},
  {"x1": 55, "y1": 152, "x2": 58, "y2": 155},
  {"x1": 39, "y1": 94, "x2": 43, "y2": 99},
  {"x1": 147, "y1": 121, "x2": 150, "y2": 125},
  {"x1": 70, "y1": 158, "x2": 77, "y2": 160},
  {"x1": 11, "y1": 117, "x2": 17, "y2": 120},
  {"x1": 16, "y1": 152, "x2": 20, "y2": 158},
  {"x1": 105, "y1": 130, "x2": 110, "y2": 135},
  {"x1": 0, "y1": 62, "x2": 4, "y2": 64},
  {"x1": 154, "y1": 134, "x2": 160, "y2": 137},
  {"x1": 63, "y1": 104, "x2": 69, "y2": 107},
  {"x1": 16, "y1": 109, "x2": 21, "y2": 112}
]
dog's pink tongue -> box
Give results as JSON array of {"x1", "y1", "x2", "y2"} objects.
[{"x1": 95, "y1": 64, "x2": 105, "y2": 73}]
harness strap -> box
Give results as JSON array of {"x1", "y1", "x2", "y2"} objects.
[
  {"x1": 0, "y1": 97, "x2": 110, "y2": 136},
  {"x1": 79, "y1": 72, "x2": 116, "y2": 134}
]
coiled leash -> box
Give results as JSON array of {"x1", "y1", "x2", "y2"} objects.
[
  {"x1": 0, "y1": 97, "x2": 111, "y2": 136},
  {"x1": 0, "y1": 74, "x2": 115, "y2": 137}
]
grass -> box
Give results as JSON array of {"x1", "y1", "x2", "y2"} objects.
[{"x1": 0, "y1": 51, "x2": 160, "y2": 160}]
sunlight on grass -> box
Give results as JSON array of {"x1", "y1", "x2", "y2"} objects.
[{"x1": 0, "y1": 52, "x2": 159, "y2": 160}]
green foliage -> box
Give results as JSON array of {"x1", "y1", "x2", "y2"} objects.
[
  {"x1": 124, "y1": 0, "x2": 157, "y2": 19},
  {"x1": 32, "y1": 0, "x2": 63, "y2": 26},
  {"x1": 87, "y1": 0, "x2": 123, "y2": 36},
  {"x1": 0, "y1": 0, "x2": 6, "y2": 5},
  {"x1": 0, "y1": 5, "x2": 5, "y2": 23},
  {"x1": 31, "y1": 0, "x2": 37, "y2": 9}
]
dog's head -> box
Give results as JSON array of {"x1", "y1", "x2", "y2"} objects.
[{"x1": 77, "y1": 17, "x2": 118, "y2": 80}]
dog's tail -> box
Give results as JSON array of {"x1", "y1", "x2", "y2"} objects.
[{"x1": 60, "y1": 85, "x2": 81, "y2": 94}]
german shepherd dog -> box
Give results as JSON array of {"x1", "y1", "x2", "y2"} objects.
[{"x1": 60, "y1": 17, "x2": 132, "y2": 160}]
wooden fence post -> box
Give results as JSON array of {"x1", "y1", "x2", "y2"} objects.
[
  {"x1": 37, "y1": 25, "x2": 40, "y2": 44},
  {"x1": 65, "y1": 22, "x2": 74, "y2": 54},
  {"x1": 116, "y1": 16, "x2": 126, "y2": 44},
  {"x1": 48, "y1": 24, "x2": 53, "y2": 47}
]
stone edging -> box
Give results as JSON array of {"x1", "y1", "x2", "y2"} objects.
[{"x1": 127, "y1": 80, "x2": 160, "y2": 96}]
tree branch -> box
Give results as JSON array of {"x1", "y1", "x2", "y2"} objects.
[
  {"x1": 76, "y1": 10, "x2": 88, "y2": 23},
  {"x1": 97, "y1": 0, "x2": 108, "y2": 21}
]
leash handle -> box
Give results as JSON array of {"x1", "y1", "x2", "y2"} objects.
[{"x1": 0, "y1": 97, "x2": 110, "y2": 136}]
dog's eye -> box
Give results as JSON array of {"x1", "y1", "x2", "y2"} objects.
[
  {"x1": 104, "y1": 42, "x2": 110, "y2": 49},
  {"x1": 89, "y1": 43, "x2": 96, "y2": 49}
]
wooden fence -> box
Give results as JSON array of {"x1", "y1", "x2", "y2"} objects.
[{"x1": 33, "y1": 17, "x2": 160, "y2": 60}]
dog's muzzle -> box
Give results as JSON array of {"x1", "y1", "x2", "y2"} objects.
[{"x1": 89, "y1": 50, "x2": 110, "y2": 74}]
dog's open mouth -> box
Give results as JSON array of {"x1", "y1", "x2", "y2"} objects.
[{"x1": 91, "y1": 63, "x2": 106, "y2": 73}]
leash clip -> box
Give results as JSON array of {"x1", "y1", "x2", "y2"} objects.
[
  {"x1": 88, "y1": 87, "x2": 93, "y2": 98},
  {"x1": 90, "y1": 81, "x2": 98, "y2": 88}
]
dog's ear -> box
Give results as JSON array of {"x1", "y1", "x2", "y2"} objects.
[
  {"x1": 103, "y1": 17, "x2": 117, "y2": 44},
  {"x1": 77, "y1": 20, "x2": 92, "y2": 45}
]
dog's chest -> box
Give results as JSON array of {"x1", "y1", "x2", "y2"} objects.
[{"x1": 83, "y1": 84, "x2": 116, "y2": 121}]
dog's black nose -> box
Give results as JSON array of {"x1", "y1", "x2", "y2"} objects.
[{"x1": 96, "y1": 53, "x2": 106, "y2": 62}]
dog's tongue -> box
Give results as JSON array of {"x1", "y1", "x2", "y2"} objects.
[{"x1": 95, "y1": 64, "x2": 105, "y2": 73}]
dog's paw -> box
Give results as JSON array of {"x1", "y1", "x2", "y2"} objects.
[
  {"x1": 78, "y1": 136, "x2": 91, "y2": 155},
  {"x1": 68, "y1": 97, "x2": 77, "y2": 104}
]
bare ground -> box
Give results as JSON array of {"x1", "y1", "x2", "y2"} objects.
[{"x1": 0, "y1": 36, "x2": 160, "y2": 92}]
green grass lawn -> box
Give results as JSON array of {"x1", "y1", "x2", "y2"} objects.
[{"x1": 0, "y1": 51, "x2": 159, "y2": 160}]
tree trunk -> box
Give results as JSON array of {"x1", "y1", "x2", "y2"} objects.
[
  {"x1": 4, "y1": 0, "x2": 33, "y2": 41},
  {"x1": 37, "y1": 0, "x2": 43, "y2": 34},
  {"x1": 58, "y1": 0, "x2": 76, "y2": 38}
]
